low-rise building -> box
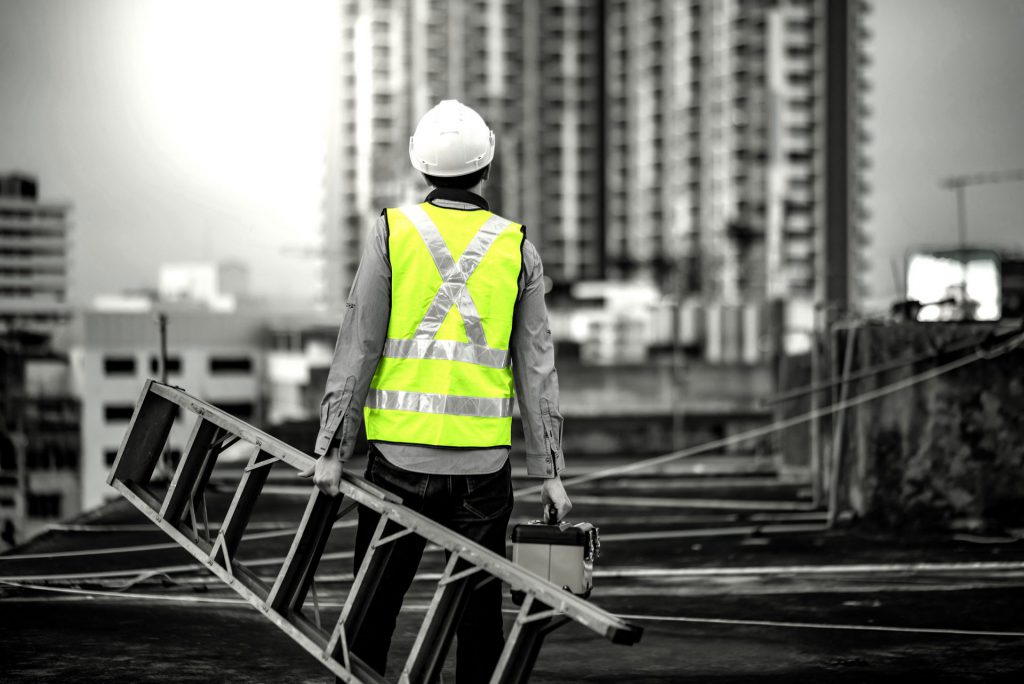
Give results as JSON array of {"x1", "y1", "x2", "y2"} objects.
[{"x1": 71, "y1": 310, "x2": 266, "y2": 509}]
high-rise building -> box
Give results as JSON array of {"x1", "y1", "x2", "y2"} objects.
[
  {"x1": 0, "y1": 172, "x2": 77, "y2": 544},
  {"x1": 511, "y1": 0, "x2": 606, "y2": 286},
  {"x1": 0, "y1": 172, "x2": 71, "y2": 332},
  {"x1": 605, "y1": 0, "x2": 869, "y2": 309},
  {"x1": 322, "y1": 0, "x2": 870, "y2": 357},
  {"x1": 322, "y1": 0, "x2": 607, "y2": 308}
]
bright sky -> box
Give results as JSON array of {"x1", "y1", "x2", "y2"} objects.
[
  {"x1": 0, "y1": 0, "x2": 336, "y2": 305},
  {"x1": 0, "y1": 0, "x2": 1022, "y2": 309},
  {"x1": 867, "y1": 0, "x2": 1024, "y2": 306}
]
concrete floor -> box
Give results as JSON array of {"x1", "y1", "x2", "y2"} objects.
[{"x1": 2, "y1": 456, "x2": 1023, "y2": 682}]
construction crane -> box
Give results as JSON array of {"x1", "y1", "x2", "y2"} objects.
[{"x1": 939, "y1": 168, "x2": 1024, "y2": 249}]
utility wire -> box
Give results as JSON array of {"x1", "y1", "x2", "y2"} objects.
[
  {"x1": 759, "y1": 325, "x2": 1016, "y2": 406},
  {"x1": 3, "y1": 580, "x2": 1023, "y2": 639},
  {"x1": 615, "y1": 612, "x2": 1024, "y2": 639},
  {"x1": 516, "y1": 331, "x2": 1024, "y2": 497},
  {"x1": 4, "y1": 332, "x2": 1019, "y2": 584}
]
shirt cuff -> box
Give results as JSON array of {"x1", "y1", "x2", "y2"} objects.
[
  {"x1": 314, "y1": 429, "x2": 338, "y2": 457},
  {"x1": 315, "y1": 376, "x2": 355, "y2": 457},
  {"x1": 525, "y1": 450, "x2": 563, "y2": 478}
]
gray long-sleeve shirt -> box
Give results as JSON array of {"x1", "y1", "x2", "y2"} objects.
[{"x1": 314, "y1": 187, "x2": 566, "y2": 478}]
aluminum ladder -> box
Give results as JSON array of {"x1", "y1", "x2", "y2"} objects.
[{"x1": 107, "y1": 381, "x2": 642, "y2": 683}]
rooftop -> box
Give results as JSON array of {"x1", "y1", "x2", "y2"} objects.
[{"x1": 2, "y1": 452, "x2": 1023, "y2": 682}]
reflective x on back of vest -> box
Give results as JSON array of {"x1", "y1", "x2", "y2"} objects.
[{"x1": 365, "y1": 202, "x2": 524, "y2": 448}]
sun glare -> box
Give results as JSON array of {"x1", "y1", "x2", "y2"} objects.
[{"x1": 128, "y1": 0, "x2": 335, "y2": 242}]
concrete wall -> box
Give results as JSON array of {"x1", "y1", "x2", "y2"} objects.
[{"x1": 834, "y1": 322, "x2": 1024, "y2": 531}]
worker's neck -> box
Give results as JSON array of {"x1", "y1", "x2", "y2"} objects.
[{"x1": 429, "y1": 181, "x2": 488, "y2": 206}]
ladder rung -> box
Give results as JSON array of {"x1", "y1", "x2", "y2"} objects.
[
  {"x1": 160, "y1": 418, "x2": 222, "y2": 522},
  {"x1": 266, "y1": 489, "x2": 343, "y2": 615},
  {"x1": 108, "y1": 381, "x2": 178, "y2": 487},
  {"x1": 402, "y1": 553, "x2": 478, "y2": 684},
  {"x1": 188, "y1": 430, "x2": 227, "y2": 521},
  {"x1": 336, "y1": 515, "x2": 404, "y2": 646},
  {"x1": 284, "y1": 612, "x2": 389, "y2": 684},
  {"x1": 488, "y1": 596, "x2": 568, "y2": 684},
  {"x1": 216, "y1": 446, "x2": 276, "y2": 561}
]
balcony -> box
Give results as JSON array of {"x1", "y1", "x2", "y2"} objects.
[
  {"x1": 0, "y1": 273, "x2": 67, "y2": 291},
  {"x1": 0, "y1": 254, "x2": 67, "y2": 269},
  {"x1": 0, "y1": 234, "x2": 67, "y2": 251}
]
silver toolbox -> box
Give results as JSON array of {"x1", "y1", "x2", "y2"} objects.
[{"x1": 511, "y1": 519, "x2": 600, "y2": 603}]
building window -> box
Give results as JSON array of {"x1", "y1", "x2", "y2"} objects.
[
  {"x1": 27, "y1": 493, "x2": 62, "y2": 519},
  {"x1": 210, "y1": 356, "x2": 252, "y2": 374},
  {"x1": 0, "y1": 440, "x2": 16, "y2": 473},
  {"x1": 26, "y1": 445, "x2": 78, "y2": 470},
  {"x1": 104, "y1": 356, "x2": 136, "y2": 376},
  {"x1": 150, "y1": 356, "x2": 183, "y2": 375},
  {"x1": 216, "y1": 402, "x2": 255, "y2": 422},
  {"x1": 104, "y1": 404, "x2": 135, "y2": 422},
  {"x1": 56, "y1": 447, "x2": 79, "y2": 471},
  {"x1": 104, "y1": 449, "x2": 119, "y2": 466}
]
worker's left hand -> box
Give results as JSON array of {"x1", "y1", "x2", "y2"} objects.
[
  {"x1": 540, "y1": 475, "x2": 572, "y2": 522},
  {"x1": 298, "y1": 448, "x2": 343, "y2": 497}
]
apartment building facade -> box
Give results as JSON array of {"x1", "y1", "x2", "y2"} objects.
[
  {"x1": 323, "y1": 0, "x2": 608, "y2": 307},
  {"x1": 0, "y1": 173, "x2": 77, "y2": 545},
  {"x1": 0, "y1": 172, "x2": 71, "y2": 332},
  {"x1": 322, "y1": 0, "x2": 869, "y2": 361},
  {"x1": 605, "y1": 0, "x2": 869, "y2": 353},
  {"x1": 72, "y1": 311, "x2": 265, "y2": 509}
]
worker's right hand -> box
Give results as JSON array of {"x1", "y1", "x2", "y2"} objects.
[
  {"x1": 298, "y1": 448, "x2": 343, "y2": 497},
  {"x1": 540, "y1": 475, "x2": 572, "y2": 522}
]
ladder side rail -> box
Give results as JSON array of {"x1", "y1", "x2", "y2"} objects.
[
  {"x1": 288, "y1": 609, "x2": 387, "y2": 684},
  {"x1": 147, "y1": 383, "x2": 330, "y2": 476},
  {"x1": 147, "y1": 382, "x2": 400, "y2": 502},
  {"x1": 124, "y1": 383, "x2": 643, "y2": 643},
  {"x1": 329, "y1": 474, "x2": 642, "y2": 645}
]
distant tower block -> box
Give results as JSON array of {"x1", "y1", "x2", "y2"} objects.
[{"x1": 0, "y1": 171, "x2": 72, "y2": 332}]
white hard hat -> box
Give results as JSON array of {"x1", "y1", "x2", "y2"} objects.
[{"x1": 409, "y1": 100, "x2": 495, "y2": 177}]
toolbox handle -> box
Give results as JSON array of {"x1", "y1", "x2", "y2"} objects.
[{"x1": 542, "y1": 504, "x2": 558, "y2": 525}]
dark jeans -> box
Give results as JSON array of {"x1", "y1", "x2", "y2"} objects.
[{"x1": 349, "y1": 446, "x2": 514, "y2": 683}]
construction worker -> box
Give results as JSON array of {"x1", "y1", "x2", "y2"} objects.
[{"x1": 301, "y1": 99, "x2": 571, "y2": 681}]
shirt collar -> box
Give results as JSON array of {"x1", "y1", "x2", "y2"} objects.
[{"x1": 425, "y1": 186, "x2": 489, "y2": 211}]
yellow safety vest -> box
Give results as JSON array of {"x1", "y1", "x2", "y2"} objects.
[{"x1": 364, "y1": 202, "x2": 524, "y2": 447}]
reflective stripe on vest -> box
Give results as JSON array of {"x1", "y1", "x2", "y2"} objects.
[
  {"x1": 365, "y1": 203, "x2": 523, "y2": 448},
  {"x1": 381, "y1": 338, "x2": 510, "y2": 369},
  {"x1": 366, "y1": 389, "x2": 513, "y2": 418},
  {"x1": 401, "y1": 203, "x2": 511, "y2": 356}
]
